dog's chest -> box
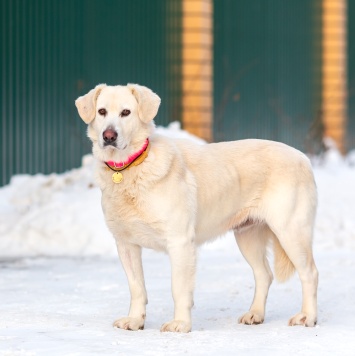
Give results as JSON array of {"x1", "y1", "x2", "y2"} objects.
[{"x1": 101, "y1": 184, "x2": 168, "y2": 251}]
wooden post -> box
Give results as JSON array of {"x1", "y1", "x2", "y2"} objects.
[
  {"x1": 182, "y1": 0, "x2": 213, "y2": 141},
  {"x1": 322, "y1": 0, "x2": 347, "y2": 153}
]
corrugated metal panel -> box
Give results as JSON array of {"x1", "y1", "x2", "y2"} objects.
[
  {"x1": 1, "y1": 0, "x2": 85, "y2": 186},
  {"x1": 348, "y1": 0, "x2": 355, "y2": 150},
  {"x1": 1, "y1": 0, "x2": 182, "y2": 186},
  {"x1": 79, "y1": 0, "x2": 180, "y2": 123},
  {"x1": 166, "y1": 0, "x2": 183, "y2": 125},
  {"x1": 213, "y1": 0, "x2": 322, "y2": 151}
]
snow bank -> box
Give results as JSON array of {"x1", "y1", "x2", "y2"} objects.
[
  {"x1": 0, "y1": 155, "x2": 111, "y2": 257},
  {"x1": 0, "y1": 126, "x2": 354, "y2": 257}
]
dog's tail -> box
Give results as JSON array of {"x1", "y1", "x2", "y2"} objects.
[{"x1": 272, "y1": 236, "x2": 296, "y2": 282}]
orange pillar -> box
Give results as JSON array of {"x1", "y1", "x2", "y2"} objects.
[
  {"x1": 182, "y1": 0, "x2": 213, "y2": 141},
  {"x1": 322, "y1": 0, "x2": 347, "y2": 153}
]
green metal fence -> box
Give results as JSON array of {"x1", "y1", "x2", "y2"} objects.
[
  {"x1": 3, "y1": 0, "x2": 345, "y2": 186},
  {"x1": 1, "y1": 0, "x2": 182, "y2": 186},
  {"x1": 1, "y1": 0, "x2": 84, "y2": 185},
  {"x1": 213, "y1": 0, "x2": 322, "y2": 152}
]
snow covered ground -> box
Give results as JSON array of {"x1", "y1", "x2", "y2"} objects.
[{"x1": 0, "y1": 123, "x2": 355, "y2": 355}]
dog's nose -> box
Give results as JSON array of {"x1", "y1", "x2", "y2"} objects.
[{"x1": 103, "y1": 129, "x2": 118, "y2": 144}]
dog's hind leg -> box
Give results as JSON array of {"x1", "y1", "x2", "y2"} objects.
[
  {"x1": 235, "y1": 224, "x2": 274, "y2": 325},
  {"x1": 263, "y1": 164, "x2": 318, "y2": 327},
  {"x1": 271, "y1": 224, "x2": 318, "y2": 327}
]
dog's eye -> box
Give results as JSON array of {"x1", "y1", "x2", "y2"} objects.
[
  {"x1": 121, "y1": 109, "x2": 131, "y2": 117},
  {"x1": 98, "y1": 108, "x2": 107, "y2": 116}
]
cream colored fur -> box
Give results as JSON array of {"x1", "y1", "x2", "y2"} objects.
[{"x1": 75, "y1": 84, "x2": 319, "y2": 333}]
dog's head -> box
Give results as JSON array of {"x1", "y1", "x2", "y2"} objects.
[{"x1": 75, "y1": 84, "x2": 160, "y2": 162}]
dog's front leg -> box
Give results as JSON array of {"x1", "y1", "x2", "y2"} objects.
[
  {"x1": 161, "y1": 238, "x2": 196, "y2": 333},
  {"x1": 113, "y1": 239, "x2": 147, "y2": 331}
]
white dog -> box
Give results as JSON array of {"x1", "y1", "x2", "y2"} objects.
[{"x1": 75, "y1": 84, "x2": 318, "y2": 333}]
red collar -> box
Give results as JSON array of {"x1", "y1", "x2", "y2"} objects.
[{"x1": 105, "y1": 139, "x2": 150, "y2": 172}]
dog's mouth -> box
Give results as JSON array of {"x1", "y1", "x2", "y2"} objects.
[
  {"x1": 103, "y1": 142, "x2": 116, "y2": 148},
  {"x1": 103, "y1": 143, "x2": 127, "y2": 150}
]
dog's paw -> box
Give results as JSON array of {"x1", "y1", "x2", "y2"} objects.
[
  {"x1": 288, "y1": 312, "x2": 317, "y2": 327},
  {"x1": 160, "y1": 320, "x2": 191, "y2": 333},
  {"x1": 238, "y1": 311, "x2": 264, "y2": 325},
  {"x1": 113, "y1": 317, "x2": 144, "y2": 331}
]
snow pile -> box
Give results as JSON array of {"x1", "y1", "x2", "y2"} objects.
[
  {"x1": 155, "y1": 121, "x2": 206, "y2": 144},
  {"x1": 0, "y1": 155, "x2": 111, "y2": 257},
  {"x1": 0, "y1": 127, "x2": 354, "y2": 257},
  {"x1": 314, "y1": 158, "x2": 355, "y2": 250}
]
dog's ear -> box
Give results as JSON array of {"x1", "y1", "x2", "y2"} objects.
[
  {"x1": 127, "y1": 84, "x2": 161, "y2": 123},
  {"x1": 75, "y1": 84, "x2": 106, "y2": 124}
]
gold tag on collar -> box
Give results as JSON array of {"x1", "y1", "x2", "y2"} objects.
[{"x1": 112, "y1": 172, "x2": 123, "y2": 184}]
